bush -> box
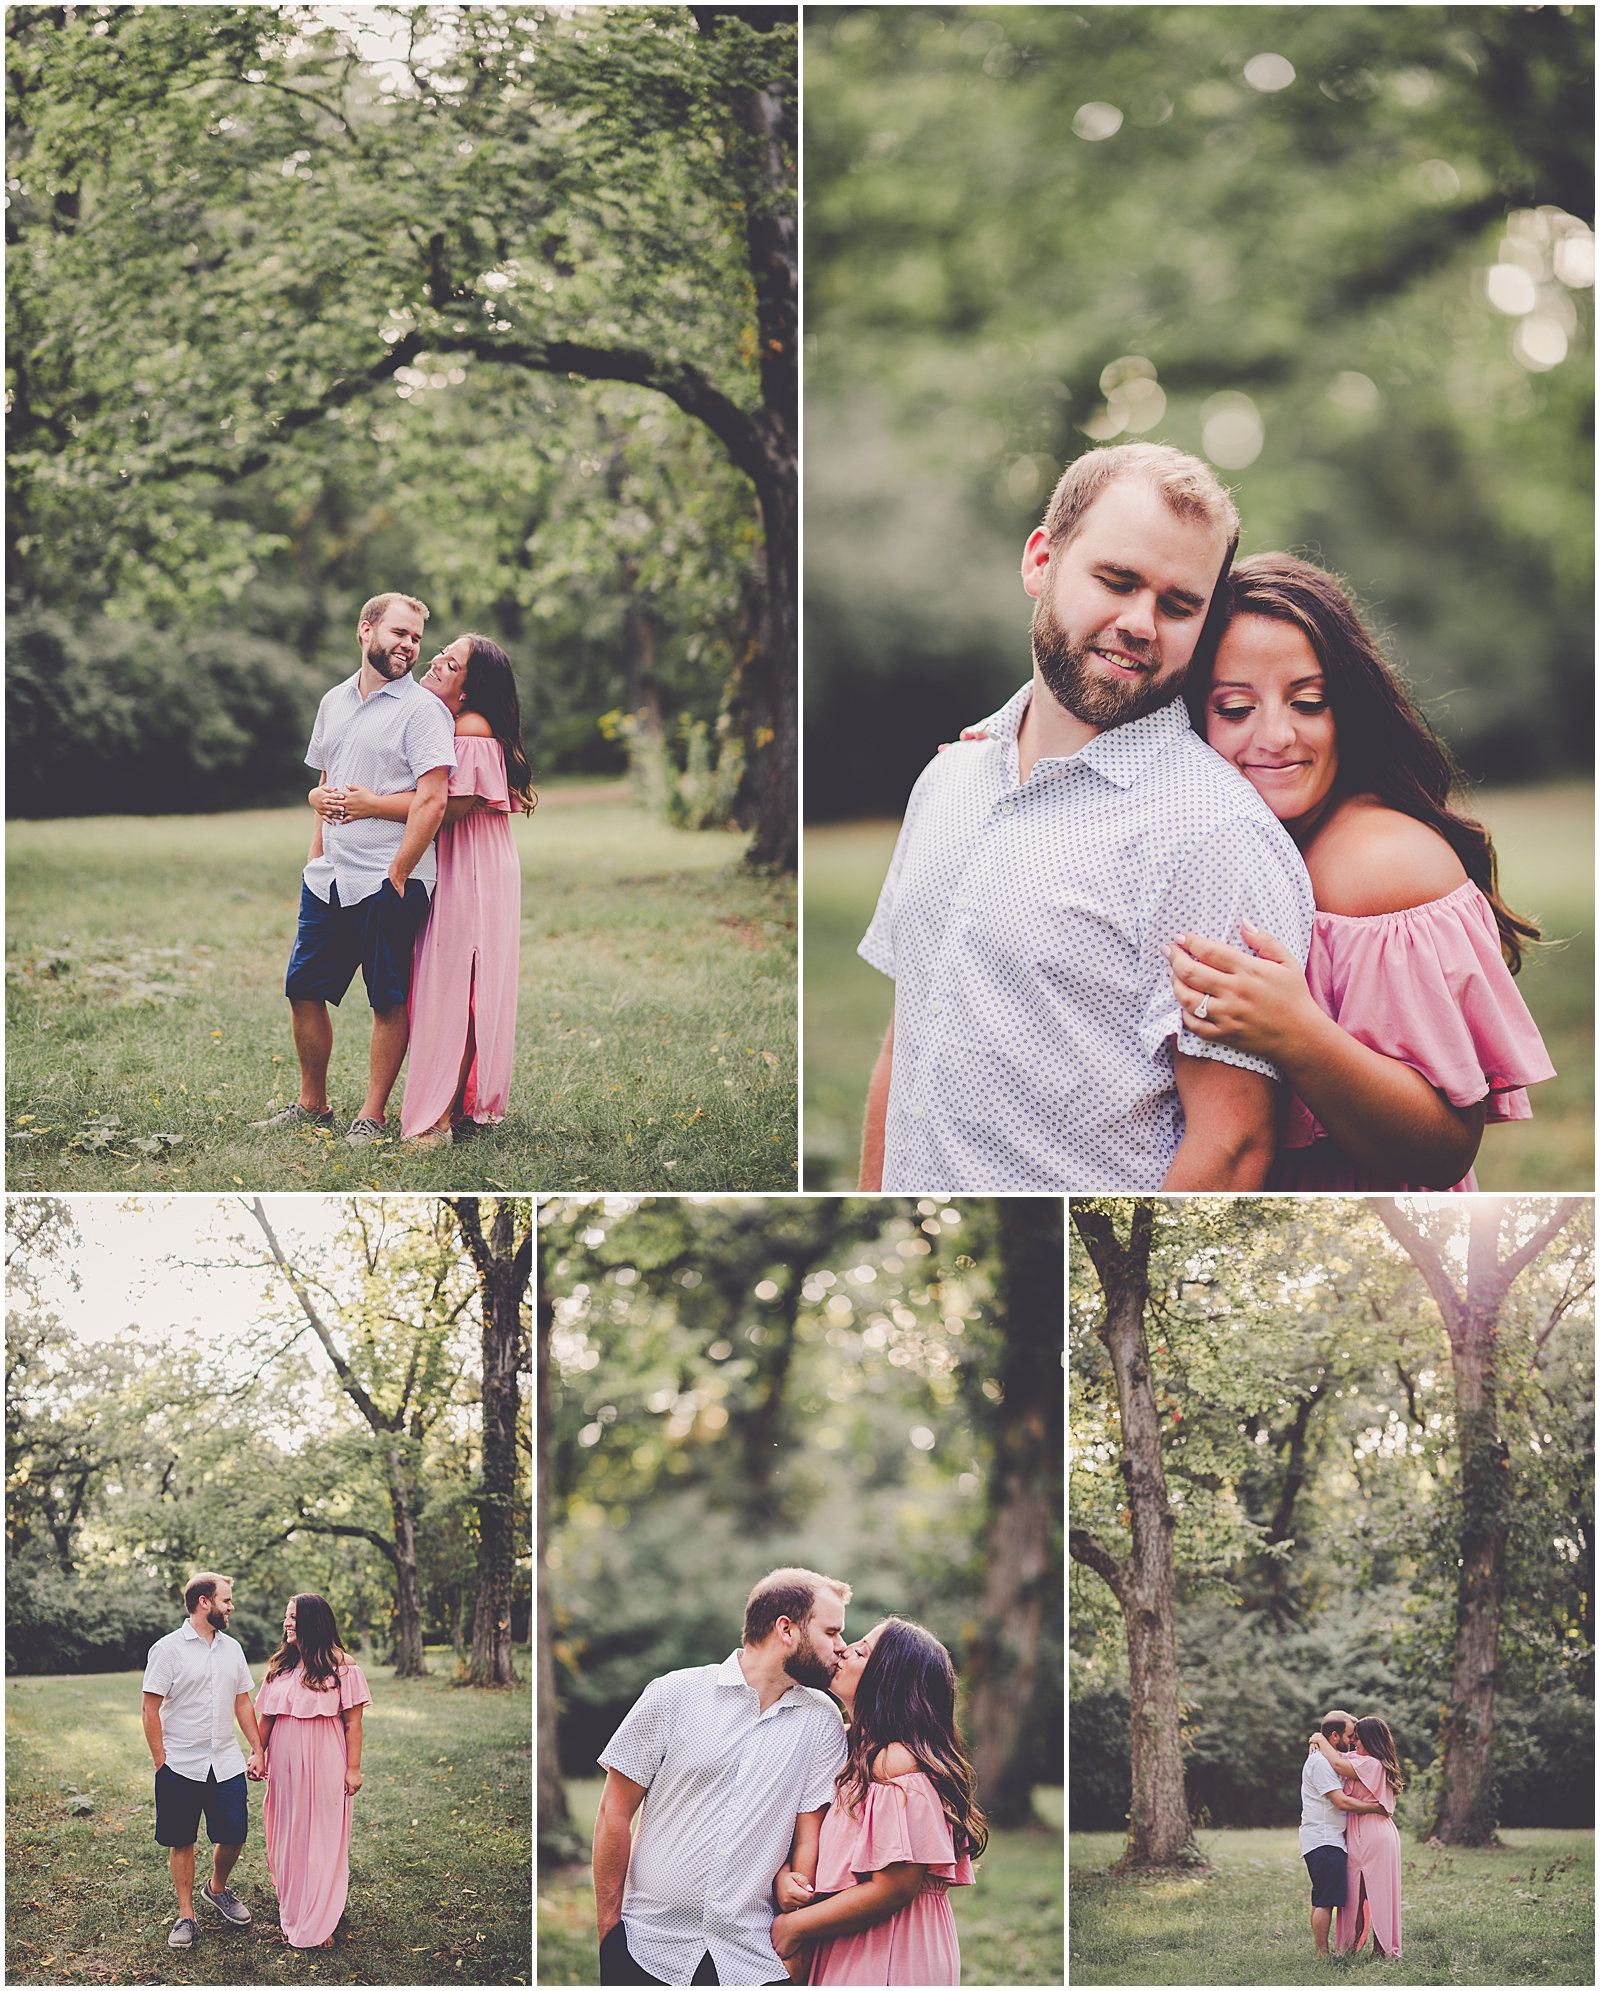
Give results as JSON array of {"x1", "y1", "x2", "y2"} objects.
[
  {"x1": 5, "y1": 608, "x2": 332, "y2": 817},
  {"x1": 5, "y1": 1561, "x2": 177, "y2": 1673}
]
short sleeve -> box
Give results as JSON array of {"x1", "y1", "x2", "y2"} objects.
[
  {"x1": 142, "y1": 1639, "x2": 175, "y2": 1697},
  {"x1": 1284, "y1": 882, "x2": 1556, "y2": 1147},
  {"x1": 405, "y1": 693, "x2": 458, "y2": 779},
  {"x1": 598, "y1": 1675, "x2": 674, "y2": 1789},
  {"x1": 1306, "y1": 1756, "x2": 1342, "y2": 1798},
  {"x1": 232, "y1": 1644, "x2": 255, "y2": 1698},
  {"x1": 306, "y1": 691, "x2": 332, "y2": 772},
  {"x1": 1143, "y1": 815, "x2": 1316, "y2": 1078},
  {"x1": 448, "y1": 737, "x2": 511, "y2": 809},
  {"x1": 858, "y1": 765, "x2": 938, "y2": 981},
  {"x1": 817, "y1": 1774, "x2": 974, "y2": 1890},
  {"x1": 338, "y1": 1664, "x2": 372, "y2": 1712},
  {"x1": 800, "y1": 1703, "x2": 849, "y2": 1812}
]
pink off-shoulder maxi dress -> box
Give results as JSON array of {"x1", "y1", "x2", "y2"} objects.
[
  {"x1": 400, "y1": 736, "x2": 521, "y2": 1140},
  {"x1": 256, "y1": 1662, "x2": 372, "y2": 1948},
  {"x1": 1267, "y1": 880, "x2": 1555, "y2": 1191},
  {"x1": 807, "y1": 1771, "x2": 975, "y2": 1985},
  {"x1": 1336, "y1": 1753, "x2": 1402, "y2": 1959}
]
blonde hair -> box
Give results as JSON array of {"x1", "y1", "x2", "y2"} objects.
[
  {"x1": 359, "y1": 591, "x2": 429, "y2": 630},
  {"x1": 1039, "y1": 441, "x2": 1239, "y2": 552}
]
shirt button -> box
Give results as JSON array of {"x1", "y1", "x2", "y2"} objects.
[
  {"x1": 1001, "y1": 799, "x2": 1016, "y2": 815},
  {"x1": 930, "y1": 1001, "x2": 943, "y2": 1015},
  {"x1": 954, "y1": 896, "x2": 969, "y2": 910},
  {"x1": 912, "y1": 1107, "x2": 924, "y2": 1120}
]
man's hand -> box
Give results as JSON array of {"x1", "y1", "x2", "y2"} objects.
[
  {"x1": 246, "y1": 1750, "x2": 266, "y2": 1781},
  {"x1": 771, "y1": 1917, "x2": 807, "y2": 1983}
]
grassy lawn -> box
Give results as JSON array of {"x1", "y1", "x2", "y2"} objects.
[
  {"x1": 537, "y1": 1777, "x2": 1063, "y2": 1986},
  {"x1": 4, "y1": 1649, "x2": 532, "y2": 1986},
  {"x1": 1069, "y1": 1825, "x2": 1595, "y2": 1986},
  {"x1": 6, "y1": 788, "x2": 797, "y2": 1192},
  {"x1": 801, "y1": 783, "x2": 1593, "y2": 1192}
]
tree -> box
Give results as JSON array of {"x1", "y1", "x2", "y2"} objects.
[
  {"x1": 6, "y1": 5, "x2": 797, "y2": 863},
  {"x1": 963, "y1": 1198, "x2": 1062, "y2": 1828},
  {"x1": 246, "y1": 1196, "x2": 478, "y2": 1675},
  {"x1": 450, "y1": 1197, "x2": 532, "y2": 1688},
  {"x1": 535, "y1": 1225, "x2": 574, "y2": 1857},
  {"x1": 1069, "y1": 1200, "x2": 1192, "y2": 1867},
  {"x1": 1372, "y1": 1195, "x2": 1585, "y2": 1844}
]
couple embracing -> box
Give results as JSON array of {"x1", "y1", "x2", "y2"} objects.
[
  {"x1": 594, "y1": 1568, "x2": 985, "y2": 1986},
  {"x1": 1300, "y1": 1708, "x2": 1405, "y2": 1961},
  {"x1": 253, "y1": 591, "x2": 535, "y2": 1149}
]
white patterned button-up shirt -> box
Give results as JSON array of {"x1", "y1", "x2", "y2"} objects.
[
  {"x1": 141, "y1": 1621, "x2": 257, "y2": 1782},
  {"x1": 303, "y1": 671, "x2": 457, "y2": 907},
  {"x1": 859, "y1": 682, "x2": 1316, "y2": 1192},
  {"x1": 599, "y1": 1650, "x2": 848, "y2": 1986}
]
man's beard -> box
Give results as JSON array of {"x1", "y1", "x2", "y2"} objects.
[
  {"x1": 1031, "y1": 589, "x2": 1184, "y2": 729},
  {"x1": 207, "y1": 1607, "x2": 228, "y2": 1631},
  {"x1": 783, "y1": 1648, "x2": 836, "y2": 1691},
  {"x1": 365, "y1": 638, "x2": 413, "y2": 681}
]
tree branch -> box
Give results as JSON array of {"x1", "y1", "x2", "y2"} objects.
[
  {"x1": 1069, "y1": 1527, "x2": 1128, "y2": 1601},
  {"x1": 1496, "y1": 1199, "x2": 1584, "y2": 1290},
  {"x1": 244, "y1": 1197, "x2": 392, "y2": 1433},
  {"x1": 1372, "y1": 1200, "x2": 1464, "y2": 1340}
]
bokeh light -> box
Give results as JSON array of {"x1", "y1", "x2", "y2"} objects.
[{"x1": 1200, "y1": 391, "x2": 1264, "y2": 469}]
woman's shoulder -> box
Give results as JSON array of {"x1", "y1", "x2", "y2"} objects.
[
  {"x1": 455, "y1": 711, "x2": 495, "y2": 738},
  {"x1": 1306, "y1": 796, "x2": 1469, "y2": 917},
  {"x1": 870, "y1": 1742, "x2": 921, "y2": 1781}
]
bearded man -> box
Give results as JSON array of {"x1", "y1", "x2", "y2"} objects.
[
  {"x1": 592, "y1": 1568, "x2": 851, "y2": 1986},
  {"x1": 856, "y1": 441, "x2": 1315, "y2": 1192},
  {"x1": 253, "y1": 591, "x2": 455, "y2": 1145}
]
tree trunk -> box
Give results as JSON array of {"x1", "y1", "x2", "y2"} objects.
[
  {"x1": 1070, "y1": 1201, "x2": 1193, "y2": 1869},
  {"x1": 1374, "y1": 1196, "x2": 1582, "y2": 1845},
  {"x1": 964, "y1": 1200, "x2": 1062, "y2": 1828},
  {"x1": 388, "y1": 1452, "x2": 428, "y2": 1678},
  {"x1": 451, "y1": 1198, "x2": 532, "y2": 1689},
  {"x1": 535, "y1": 1247, "x2": 572, "y2": 1848}
]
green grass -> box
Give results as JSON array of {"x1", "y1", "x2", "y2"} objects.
[
  {"x1": 6, "y1": 789, "x2": 797, "y2": 1191},
  {"x1": 801, "y1": 784, "x2": 1593, "y2": 1191},
  {"x1": 1070, "y1": 1826, "x2": 1594, "y2": 1985},
  {"x1": 537, "y1": 1777, "x2": 1063, "y2": 1986},
  {"x1": 5, "y1": 1649, "x2": 532, "y2": 1986}
]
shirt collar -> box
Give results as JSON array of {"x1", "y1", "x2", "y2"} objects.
[
  {"x1": 180, "y1": 1619, "x2": 203, "y2": 1642},
  {"x1": 988, "y1": 679, "x2": 1193, "y2": 792},
  {"x1": 718, "y1": 1648, "x2": 802, "y2": 1709},
  {"x1": 342, "y1": 668, "x2": 419, "y2": 702}
]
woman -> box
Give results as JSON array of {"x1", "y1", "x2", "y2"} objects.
[
  {"x1": 770, "y1": 1617, "x2": 982, "y2": 1985},
  {"x1": 1164, "y1": 553, "x2": 1553, "y2": 1190},
  {"x1": 1308, "y1": 1716, "x2": 1404, "y2": 1959},
  {"x1": 315, "y1": 633, "x2": 535, "y2": 1145},
  {"x1": 254, "y1": 1594, "x2": 371, "y2": 1950}
]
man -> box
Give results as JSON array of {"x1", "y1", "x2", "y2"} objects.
[
  {"x1": 141, "y1": 1572, "x2": 266, "y2": 1950},
  {"x1": 1300, "y1": 1709, "x2": 1386, "y2": 1957},
  {"x1": 593, "y1": 1568, "x2": 852, "y2": 1986},
  {"x1": 856, "y1": 441, "x2": 1316, "y2": 1192},
  {"x1": 253, "y1": 591, "x2": 456, "y2": 1144}
]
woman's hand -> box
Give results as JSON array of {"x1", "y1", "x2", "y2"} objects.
[
  {"x1": 770, "y1": 1918, "x2": 807, "y2": 1982},
  {"x1": 1164, "y1": 921, "x2": 1321, "y2": 1064},
  {"x1": 336, "y1": 783, "x2": 382, "y2": 823},
  {"x1": 309, "y1": 782, "x2": 348, "y2": 824},
  {"x1": 936, "y1": 727, "x2": 990, "y2": 754},
  {"x1": 774, "y1": 1870, "x2": 815, "y2": 1913},
  {"x1": 344, "y1": 1767, "x2": 363, "y2": 1796}
]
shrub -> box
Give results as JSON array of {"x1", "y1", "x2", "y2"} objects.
[{"x1": 5, "y1": 1561, "x2": 176, "y2": 1673}]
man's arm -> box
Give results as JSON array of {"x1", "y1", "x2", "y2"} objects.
[
  {"x1": 307, "y1": 773, "x2": 327, "y2": 862},
  {"x1": 1161, "y1": 1049, "x2": 1278, "y2": 1189},
  {"x1": 387, "y1": 765, "x2": 450, "y2": 891},
  {"x1": 593, "y1": 1767, "x2": 648, "y2": 1942},
  {"x1": 141, "y1": 1691, "x2": 166, "y2": 1770},
  {"x1": 235, "y1": 1690, "x2": 265, "y2": 1778},
  {"x1": 858, "y1": 1019, "x2": 894, "y2": 1191}
]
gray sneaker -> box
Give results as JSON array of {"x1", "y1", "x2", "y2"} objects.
[
  {"x1": 250, "y1": 1102, "x2": 334, "y2": 1131},
  {"x1": 344, "y1": 1116, "x2": 389, "y2": 1145},
  {"x1": 202, "y1": 1882, "x2": 251, "y2": 1925},
  {"x1": 168, "y1": 1917, "x2": 197, "y2": 1948}
]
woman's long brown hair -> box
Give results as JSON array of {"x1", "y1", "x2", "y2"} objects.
[
  {"x1": 836, "y1": 1617, "x2": 987, "y2": 1860},
  {"x1": 459, "y1": 634, "x2": 537, "y2": 814},
  {"x1": 264, "y1": 1592, "x2": 345, "y2": 1692},
  {"x1": 1354, "y1": 1715, "x2": 1404, "y2": 1794},
  {"x1": 1186, "y1": 553, "x2": 1540, "y2": 972}
]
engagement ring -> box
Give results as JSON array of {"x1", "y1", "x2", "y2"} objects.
[{"x1": 1194, "y1": 996, "x2": 1210, "y2": 1021}]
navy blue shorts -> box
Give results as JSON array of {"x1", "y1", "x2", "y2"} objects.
[
  {"x1": 284, "y1": 878, "x2": 430, "y2": 1012},
  {"x1": 154, "y1": 1766, "x2": 249, "y2": 1848},
  {"x1": 1303, "y1": 1843, "x2": 1347, "y2": 1907}
]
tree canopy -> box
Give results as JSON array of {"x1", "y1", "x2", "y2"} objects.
[
  {"x1": 7, "y1": 5, "x2": 796, "y2": 860},
  {"x1": 804, "y1": 5, "x2": 1593, "y2": 820}
]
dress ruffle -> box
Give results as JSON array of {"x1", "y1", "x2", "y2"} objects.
[
  {"x1": 814, "y1": 1772, "x2": 976, "y2": 1892},
  {"x1": 447, "y1": 736, "x2": 513, "y2": 811},
  {"x1": 1276, "y1": 881, "x2": 1554, "y2": 1182},
  {"x1": 255, "y1": 1662, "x2": 371, "y2": 1720}
]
